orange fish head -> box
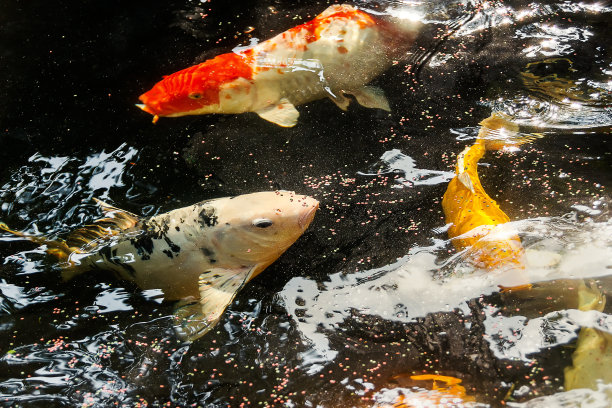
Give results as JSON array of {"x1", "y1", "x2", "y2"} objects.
[{"x1": 137, "y1": 53, "x2": 254, "y2": 120}]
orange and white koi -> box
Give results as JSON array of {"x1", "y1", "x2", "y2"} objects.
[{"x1": 137, "y1": 4, "x2": 421, "y2": 127}]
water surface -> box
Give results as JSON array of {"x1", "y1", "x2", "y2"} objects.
[{"x1": 1, "y1": 0, "x2": 611, "y2": 406}]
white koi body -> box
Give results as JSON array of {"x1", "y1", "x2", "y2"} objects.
[{"x1": 2, "y1": 191, "x2": 318, "y2": 341}]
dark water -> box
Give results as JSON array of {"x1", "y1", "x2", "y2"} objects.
[{"x1": 1, "y1": 0, "x2": 611, "y2": 406}]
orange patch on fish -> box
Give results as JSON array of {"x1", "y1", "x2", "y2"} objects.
[
  {"x1": 286, "y1": 7, "x2": 375, "y2": 45},
  {"x1": 139, "y1": 53, "x2": 253, "y2": 116}
]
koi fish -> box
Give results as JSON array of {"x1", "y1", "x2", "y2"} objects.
[
  {"x1": 373, "y1": 374, "x2": 475, "y2": 407},
  {"x1": 564, "y1": 281, "x2": 611, "y2": 393},
  {"x1": 0, "y1": 191, "x2": 318, "y2": 341},
  {"x1": 442, "y1": 115, "x2": 531, "y2": 287},
  {"x1": 137, "y1": 4, "x2": 421, "y2": 127}
]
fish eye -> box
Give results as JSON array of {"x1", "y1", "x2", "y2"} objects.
[
  {"x1": 253, "y1": 218, "x2": 273, "y2": 228},
  {"x1": 189, "y1": 92, "x2": 202, "y2": 99}
]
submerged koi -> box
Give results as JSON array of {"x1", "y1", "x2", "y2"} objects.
[
  {"x1": 373, "y1": 374, "x2": 475, "y2": 407},
  {"x1": 137, "y1": 4, "x2": 421, "y2": 127},
  {"x1": 0, "y1": 191, "x2": 318, "y2": 341}
]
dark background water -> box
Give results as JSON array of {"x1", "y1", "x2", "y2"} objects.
[{"x1": 0, "y1": 0, "x2": 611, "y2": 406}]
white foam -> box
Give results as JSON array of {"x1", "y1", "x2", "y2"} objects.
[{"x1": 280, "y1": 216, "x2": 612, "y2": 367}]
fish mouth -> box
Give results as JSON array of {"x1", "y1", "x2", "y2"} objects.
[
  {"x1": 298, "y1": 200, "x2": 319, "y2": 230},
  {"x1": 136, "y1": 103, "x2": 160, "y2": 124},
  {"x1": 136, "y1": 103, "x2": 155, "y2": 115}
]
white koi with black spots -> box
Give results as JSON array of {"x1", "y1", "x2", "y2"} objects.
[{"x1": 1, "y1": 191, "x2": 318, "y2": 341}]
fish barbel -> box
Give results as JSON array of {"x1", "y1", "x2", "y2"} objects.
[
  {"x1": 0, "y1": 191, "x2": 318, "y2": 341},
  {"x1": 137, "y1": 4, "x2": 421, "y2": 127}
]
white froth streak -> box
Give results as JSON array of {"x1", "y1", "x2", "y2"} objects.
[{"x1": 280, "y1": 216, "x2": 612, "y2": 369}]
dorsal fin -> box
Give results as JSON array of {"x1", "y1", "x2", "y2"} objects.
[
  {"x1": 64, "y1": 199, "x2": 141, "y2": 251},
  {"x1": 92, "y1": 198, "x2": 140, "y2": 229}
]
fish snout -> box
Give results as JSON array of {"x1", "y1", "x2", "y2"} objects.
[
  {"x1": 136, "y1": 102, "x2": 156, "y2": 116},
  {"x1": 137, "y1": 90, "x2": 162, "y2": 114},
  {"x1": 298, "y1": 197, "x2": 319, "y2": 230},
  {"x1": 137, "y1": 83, "x2": 174, "y2": 116}
]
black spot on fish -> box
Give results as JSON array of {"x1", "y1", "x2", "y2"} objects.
[
  {"x1": 200, "y1": 247, "x2": 217, "y2": 263},
  {"x1": 164, "y1": 236, "x2": 181, "y2": 254},
  {"x1": 129, "y1": 232, "x2": 155, "y2": 261},
  {"x1": 175, "y1": 226, "x2": 180, "y2": 232},
  {"x1": 98, "y1": 243, "x2": 136, "y2": 276},
  {"x1": 198, "y1": 206, "x2": 218, "y2": 228},
  {"x1": 163, "y1": 249, "x2": 174, "y2": 259},
  {"x1": 212, "y1": 274, "x2": 221, "y2": 278},
  {"x1": 201, "y1": 247, "x2": 214, "y2": 257}
]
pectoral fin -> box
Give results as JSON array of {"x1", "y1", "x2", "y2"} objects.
[
  {"x1": 173, "y1": 266, "x2": 254, "y2": 341},
  {"x1": 256, "y1": 98, "x2": 299, "y2": 127},
  {"x1": 327, "y1": 92, "x2": 350, "y2": 111},
  {"x1": 93, "y1": 198, "x2": 140, "y2": 229},
  {"x1": 346, "y1": 86, "x2": 391, "y2": 112}
]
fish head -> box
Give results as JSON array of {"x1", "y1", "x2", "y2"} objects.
[
  {"x1": 137, "y1": 53, "x2": 254, "y2": 120},
  {"x1": 207, "y1": 191, "x2": 318, "y2": 266}
]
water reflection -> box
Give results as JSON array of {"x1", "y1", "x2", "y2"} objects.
[
  {"x1": 281, "y1": 215, "x2": 612, "y2": 402},
  {"x1": 359, "y1": 149, "x2": 454, "y2": 187},
  {"x1": 489, "y1": 58, "x2": 612, "y2": 129},
  {"x1": 0, "y1": 143, "x2": 140, "y2": 235}
]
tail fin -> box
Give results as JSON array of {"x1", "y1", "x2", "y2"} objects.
[
  {"x1": 0, "y1": 222, "x2": 75, "y2": 263},
  {"x1": 478, "y1": 113, "x2": 540, "y2": 151},
  {"x1": 1, "y1": 199, "x2": 141, "y2": 279},
  {"x1": 62, "y1": 199, "x2": 139, "y2": 251}
]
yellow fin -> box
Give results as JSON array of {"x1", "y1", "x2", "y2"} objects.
[
  {"x1": 564, "y1": 281, "x2": 610, "y2": 393},
  {"x1": 0, "y1": 222, "x2": 74, "y2": 263},
  {"x1": 173, "y1": 266, "x2": 253, "y2": 341},
  {"x1": 64, "y1": 199, "x2": 140, "y2": 250}
]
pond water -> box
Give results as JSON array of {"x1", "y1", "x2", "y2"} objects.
[{"x1": 1, "y1": 0, "x2": 611, "y2": 406}]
